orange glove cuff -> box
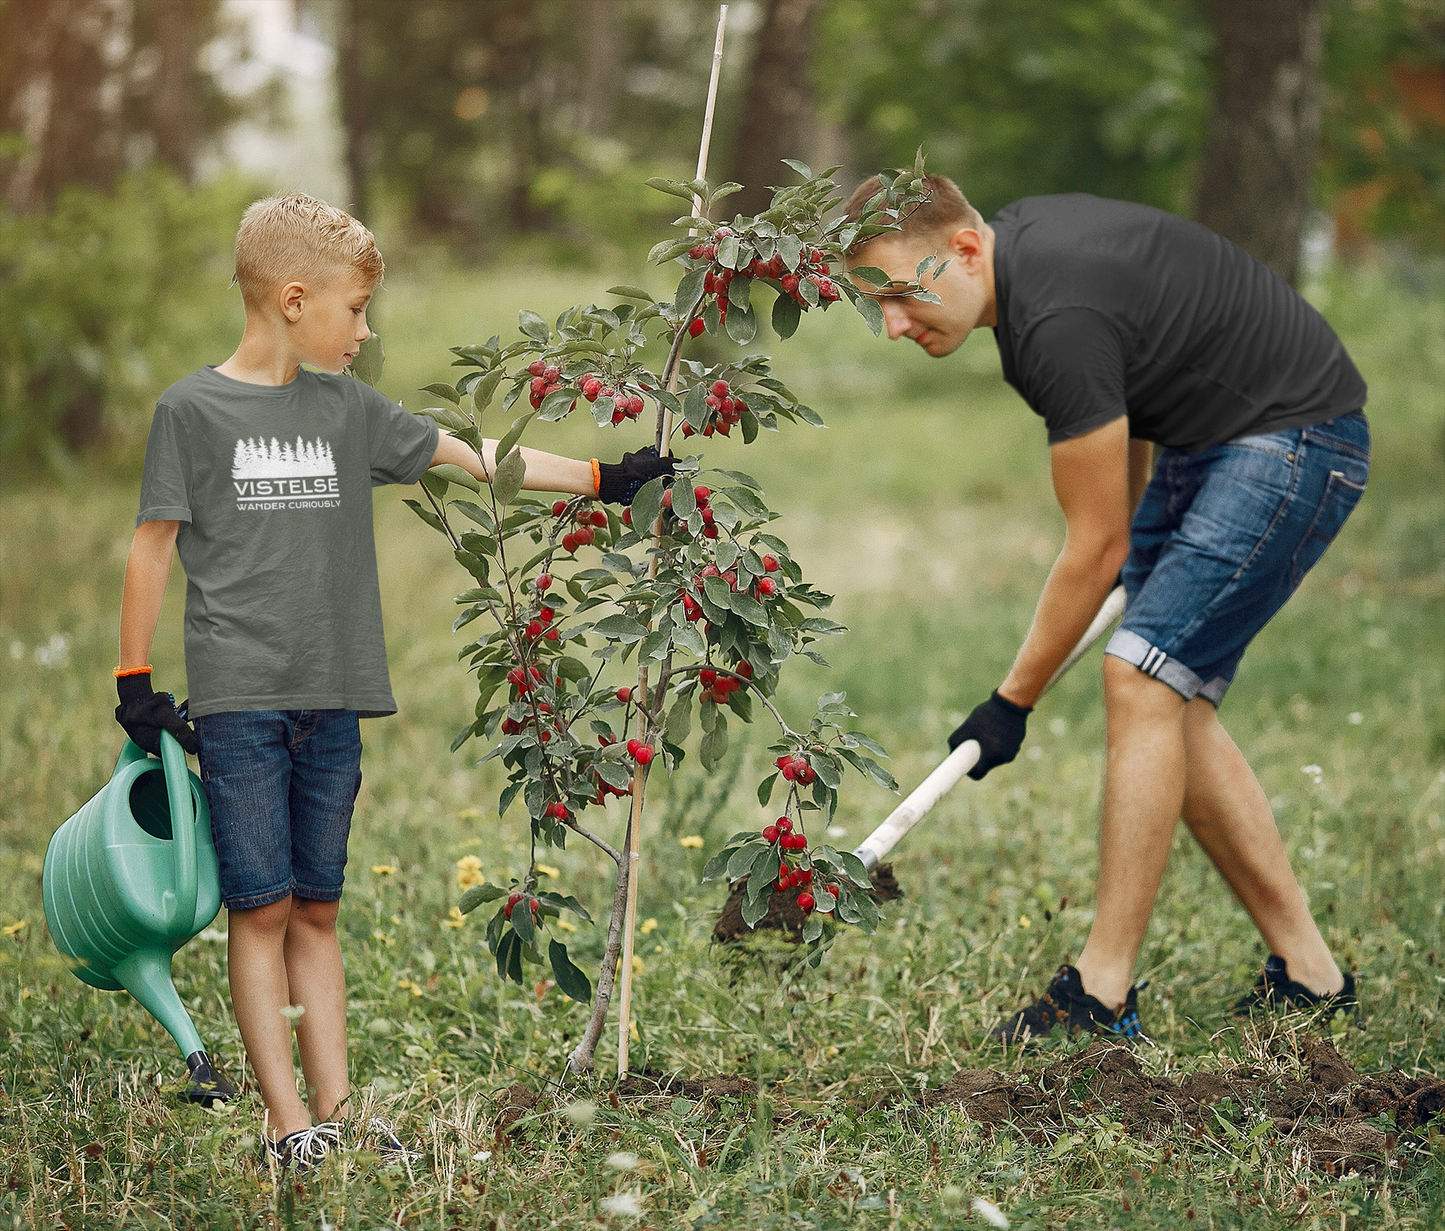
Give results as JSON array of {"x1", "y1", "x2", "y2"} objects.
[
  {"x1": 114, "y1": 665, "x2": 153, "y2": 678},
  {"x1": 590, "y1": 458, "x2": 601, "y2": 496}
]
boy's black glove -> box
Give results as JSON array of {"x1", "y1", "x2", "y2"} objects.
[
  {"x1": 596, "y1": 446, "x2": 677, "y2": 505},
  {"x1": 116, "y1": 673, "x2": 199, "y2": 755},
  {"x1": 948, "y1": 689, "x2": 1031, "y2": 780}
]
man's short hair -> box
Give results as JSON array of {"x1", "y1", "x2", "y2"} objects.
[
  {"x1": 234, "y1": 192, "x2": 384, "y2": 308},
  {"x1": 843, "y1": 173, "x2": 985, "y2": 247}
]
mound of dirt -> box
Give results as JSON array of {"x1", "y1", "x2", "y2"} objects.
[
  {"x1": 713, "y1": 862, "x2": 903, "y2": 944},
  {"x1": 616, "y1": 1067, "x2": 756, "y2": 1101},
  {"x1": 918, "y1": 1039, "x2": 1445, "y2": 1173}
]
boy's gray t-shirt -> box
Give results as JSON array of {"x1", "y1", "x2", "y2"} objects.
[{"x1": 137, "y1": 365, "x2": 439, "y2": 718}]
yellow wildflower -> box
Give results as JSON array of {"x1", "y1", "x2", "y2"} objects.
[
  {"x1": 639, "y1": 917, "x2": 658, "y2": 935},
  {"x1": 457, "y1": 807, "x2": 481, "y2": 819},
  {"x1": 678, "y1": 835, "x2": 704, "y2": 849},
  {"x1": 455, "y1": 854, "x2": 484, "y2": 890},
  {"x1": 444, "y1": 906, "x2": 465, "y2": 929},
  {"x1": 535, "y1": 863, "x2": 560, "y2": 878},
  {"x1": 371, "y1": 864, "x2": 397, "y2": 876},
  {"x1": 1, "y1": 920, "x2": 26, "y2": 937},
  {"x1": 398, "y1": 978, "x2": 424, "y2": 997},
  {"x1": 1018, "y1": 914, "x2": 1032, "y2": 929}
]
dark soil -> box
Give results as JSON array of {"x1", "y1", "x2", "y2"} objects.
[
  {"x1": 918, "y1": 1038, "x2": 1445, "y2": 1174},
  {"x1": 713, "y1": 862, "x2": 902, "y2": 944}
]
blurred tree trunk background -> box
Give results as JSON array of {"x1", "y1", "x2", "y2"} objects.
[
  {"x1": 2, "y1": 0, "x2": 1440, "y2": 467},
  {"x1": 1195, "y1": 0, "x2": 1324, "y2": 285}
]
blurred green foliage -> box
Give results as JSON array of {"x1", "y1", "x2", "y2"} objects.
[{"x1": 0, "y1": 168, "x2": 249, "y2": 468}]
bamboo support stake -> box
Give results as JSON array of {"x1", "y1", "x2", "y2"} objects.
[{"x1": 615, "y1": 3, "x2": 728, "y2": 1080}]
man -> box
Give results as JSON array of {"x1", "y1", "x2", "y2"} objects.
[{"x1": 844, "y1": 176, "x2": 1368, "y2": 1042}]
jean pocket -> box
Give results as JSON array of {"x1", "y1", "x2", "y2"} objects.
[{"x1": 1291, "y1": 469, "x2": 1366, "y2": 587}]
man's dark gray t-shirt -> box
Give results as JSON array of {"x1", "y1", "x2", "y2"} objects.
[
  {"x1": 989, "y1": 194, "x2": 1367, "y2": 452},
  {"x1": 137, "y1": 366, "x2": 439, "y2": 718}
]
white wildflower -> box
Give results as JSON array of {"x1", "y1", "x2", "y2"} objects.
[
  {"x1": 973, "y1": 1196, "x2": 1010, "y2": 1228},
  {"x1": 563, "y1": 1100, "x2": 596, "y2": 1126},
  {"x1": 34, "y1": 634, "x2": 71, "y2": 669},
  {"x1": 605, "y1": 1151, "x2": 638, "y2": 1171},
  {"x1": 1348, "y1": 712, "x2": 1363, "y2": 725},
  {"x1": 599, "y1": 1191, "x2": 644, "y2": 1217}
]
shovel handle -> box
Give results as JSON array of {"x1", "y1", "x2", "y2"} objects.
[
  {"x1": 158, "y1": 729, "x2": 198, "y2": 937},
  {"x1": 851, "y1": 585, "x2": 1126, "y2": 871}
]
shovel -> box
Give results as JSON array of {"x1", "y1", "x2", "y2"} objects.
[{"x1": 715, "y1": 586, "x2": 1125, "y2": 940}]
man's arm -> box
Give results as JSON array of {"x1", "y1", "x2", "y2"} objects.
[
  {"x1": 430, "y1": 432, "x2": 596, "y2": 496},
  {"x1": 119, "y1": 520, "x2": 179, "y2": 670},
  {"x1": 998, "y1": 416, "x2": 1133, "y2": 709}
]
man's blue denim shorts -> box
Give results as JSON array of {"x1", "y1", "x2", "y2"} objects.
[
  {"x1": 1105, "y1": 411, "x2": 1369, "y2": 705},
  {"x1": 194, "y1": 709, "x2": 362, "y2": 911}
]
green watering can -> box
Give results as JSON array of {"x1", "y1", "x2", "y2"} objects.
[{"x1": 43, "y1": 730, "x2": 236, "y2": 1105}]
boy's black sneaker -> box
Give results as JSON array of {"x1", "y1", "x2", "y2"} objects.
[
  {"x1": 990, "y1": 965, "x2": 1148, "y2": 1046},
  {"x1": 1231, "y1": 954, "x2": 1357, "y2": 1018},
  {"x1": 357, "y1": 1116, "x2": 420, "y2": 1166}
]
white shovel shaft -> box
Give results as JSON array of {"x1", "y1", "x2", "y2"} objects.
[{"x1": 851, "y1": 585, "x2": 1126, "y2": 872}]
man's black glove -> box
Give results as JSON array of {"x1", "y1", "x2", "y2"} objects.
[
  {"x1": 115, "y1": 673, "x2": 199, "y2": 755},
  {"x1": 948, "y1": 689, "x2": 1031, "y2": 780},
  {"x1": 597, "y1": 446, "x2": 677, "y2": 505}
]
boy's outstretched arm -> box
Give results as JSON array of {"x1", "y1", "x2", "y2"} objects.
[
  {"x1": 429, "y1": 433, "x2": 675, "y2": 504},
  {"x1": 116, "y1": 519, "x2": 198, "y2": 753}
]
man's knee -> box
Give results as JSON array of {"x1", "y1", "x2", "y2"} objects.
[{"x1": 1103, "y1": 653, "x2": 1187, "y2": 719}]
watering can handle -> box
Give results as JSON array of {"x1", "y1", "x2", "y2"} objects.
[{"x1": 158, "y1": 729, "x2": 199, "y2": 937}]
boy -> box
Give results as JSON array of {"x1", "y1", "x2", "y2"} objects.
[
  {"x1": 842, "y1": 175, "x2": 1366, "y2": 1043},
  {"x1": 114, "y1": 192, "x2": 671, "y2": 1164}
]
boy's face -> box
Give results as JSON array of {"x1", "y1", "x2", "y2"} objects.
[{"x1": 285, "y1": 270, "x2": 375, "y2": 373}]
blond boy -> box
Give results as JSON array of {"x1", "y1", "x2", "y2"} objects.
[{"x1": 115, "y1": 193, "x2": 671, "y2": 1165}]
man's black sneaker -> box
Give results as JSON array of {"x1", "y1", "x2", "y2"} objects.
[
  {"x1": 990, "y1": 965, "x2": 1148, "y2": 1046},
  {"x1": 1231, "y1": 954, "x2": 1357, "y2": 1018}
]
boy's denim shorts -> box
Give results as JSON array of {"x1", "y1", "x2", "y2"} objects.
[
  {"x1": 195, "y1": 709, "x2": 362, "y2": 911},
  {"x1": 1105, "y1": 411, "x2": 1369, "y2": 706}
]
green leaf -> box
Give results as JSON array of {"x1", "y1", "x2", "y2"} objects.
[
  {"x1": 458, "y1": 882, "x2": 509, "y2": 914},
  {"x1": 402, "y1": 499, "x2": 446, "y2": 534},
  {"x1": 717, "y1": 234, "x2": 741, "y2": 270},
  {"x1": 675, "y1": 266, "x2": 707, "y2": 318},
  {"x1": 429, "y1": 463, "x2": 481, "y2": 492},
  {"x1": 699, "y1": 719, "x2": 729, "y2": 769},
  {"x1": 771, "y1": 293, "x2": 801, "y2": 340},
  {"x1": 426, "y1": 404, "x2": 472, "y2": 433},
  {"x1": 781, "y1": 158, "x2": 813, "y2": 179},
  {"x1": 777, "y1": 234, "x2": 803, "y2": 271},
  {"x1": 347, "y1": 333, "x2": 385, "y2": 386},
  {"x1": 607, "y1": 284, "x2": 654, "y2": 301},
  {"x1": 548, "y1": 939, "x2": 593, "y2": 1004},
  {"x1": 725, "y1": 304, "x2": 757, "y2": 345},
  {"x1": 645, "y1": 176, "x2": 698, "y2": 202},
  {"x1": 741, "y1": 891, "x2": 771, "y2": 929},
  {"x1": 848, "y1": 266, "x2": 892, "y2": 287},
  {"x1": 518, "y1": 310, "x2": 550, "y2": 342},
  {"x1": 496, "y1": 411, "x2": 535, "y2": 461},
  {"x1": 421, "y1": 382, "x2": 461, "y2": 405},
  {"x1": 672, "y1": 480, "x2": 697, "y2": 520},
  {"x1": 757, "y1": 772, "x2": 778, "y2": 806},
  {"x1": 450, "y1": 720, "x2": 478, "y2": 752},
  {"x1": 855, "y1": 295, "x2": 884, "y2": 336},
  {"x1": 510, "y1": 898, "x2": 536, "y2": 945},
  {"x1": 491, "y1": 450, "x2": 526, "y2": 507},
  {"x1": 672, "y1": 620, "x2": 706, "y2": 658},
  {"x1": 593, "y1": 614, "x2": 649, "y2": 643},
  {"x1": 452, "y1": 500, "x2": 494, "y2": 530},
  {"x1": 701, "y1": 845, "x2": 741, "y2": 882},
  {"x1": 472, "y1": 369, "x2": 503, "y2": 413},
  {"x1": 839, "y1": 851, "x2": 870, "y2": 887},
  {"x1": 725, "y1": 842, "x2": 765, "y2": 880},
  {"x1": 729, "y1": 591, "x2": 768, "y2": 626},
  {"x1": 665, "y1": 694, "x2": 692, "y2": 745},
  {"x1": 726, "y1": 274, "x2": 752, "y2": 313},
  {"x1": 801, "y1": 617, "x2": 846, "y2": 634},
  {"x1": 631, "y1": 476, "x2": 666, "y2": 533}
]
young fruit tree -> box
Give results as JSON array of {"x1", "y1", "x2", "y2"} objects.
[{"x1": 398, "y1": 158, "x2": 941, "y2": 1075}]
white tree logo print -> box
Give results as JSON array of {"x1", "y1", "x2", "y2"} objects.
[{"x1": 232, "y1": 436, "x2": 336, "y2": 479}]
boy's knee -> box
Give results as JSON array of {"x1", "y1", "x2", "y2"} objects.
[
  {"x1": 290, "y1": 896, "x2": 340, "y2": 931},
  {"x1": 231, "y1": 896, "x2": 294, "y2": 936}
]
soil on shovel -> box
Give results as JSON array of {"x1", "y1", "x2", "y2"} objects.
[
  {"x1": 918, "y1": 1038, "x2": 1445, "y2": 1174},
  {"x1": 713, "y1": 863, "x2": 902, "y2": 944}
]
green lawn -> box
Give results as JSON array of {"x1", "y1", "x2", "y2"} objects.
[{"x1": 0, "y1": 259, "x2": 1441, "y2": 1228}]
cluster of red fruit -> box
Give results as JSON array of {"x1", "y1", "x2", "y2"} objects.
[
  {"x1": 758, "y1": 816, "x2": 843, "y2": 915},
  {"x1": 499, "y1": 697, "x2": 553, "y2": 737},
  {"x1": 504, "y1": 892, "x2": 540, "y2": 919},
  {"x1": 580, "y1": 375, "x2": 646, "y2": 426},
  {"x1": 777, "y1": 246, "x2": 841, "y2": 307},
  {"x1": 624, "y1": 738, "x2": 655, "y2": 765},
  {"x1": 775, "y1": 752, "x2": 818, "y2": 785},
  {"x1": 683, "y1": 230, "x2": 841, "y2": 341},
  {"x1": 698, "y1": 659, "x2": 750, "y2": 704},
  {"x1": 552, "y1": 499, "x2": 608, "y2": 553},
  {"x1": 591, "y1": 729, "x2": 634, "y2": 804},
  {"x1": 506, "y1": 664, "x2": 544, "y2": 695},
  {"x1": 663, "y1": 484, "x2": 721, "y2": 540},
  {"x1": 518, "y1": 602, "x2": 560, "y2": 647},
  {"x1": 680, "y1": 379, "x2": 748, "y2": 439},
  {"x1": 525, "y1": 359, "x2": 564, "y2": 409}
]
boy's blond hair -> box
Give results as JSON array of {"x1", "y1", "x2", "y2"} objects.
[{"x1": 234, "y1": 192, "x2": 384, "y2": 308}]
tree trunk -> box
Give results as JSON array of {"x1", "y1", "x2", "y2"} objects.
[
  {"x1": 146, "y1": 0, "x2": 202, "y2": 180},
  {"x1": 1194, "y1": 0, "x2": 1324, "y2": 286},
  {"x1": 729, "y1": 0, "x2": 823, "y2": 218},
  {"x1": 338, "y1": 0, "x2": 372, "y2": 221},
  {"x1": 574, "y1": 0, "x2": 621, "y2": 137},
  {"x1": 0, "y1": 0, "x2": 129, "y2": 213}
]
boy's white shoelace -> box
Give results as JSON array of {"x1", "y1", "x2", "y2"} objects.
[
  {"x1": 268, "y1": 1121, "x2": 344, "y2": 1169},
  {"x1": 362, "y1": 1116, "x2": 420, "y2": 1163}
]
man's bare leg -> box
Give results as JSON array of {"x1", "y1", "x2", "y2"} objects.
[
  {"x1": 228, "y1": 898, "x2": 311, "y2": 1139},
  {"x1": 1179, "y1": 698, "x2": 1343, "y2": 995},
  {"x1": 285, "y1": 898, "x2": 350, "y2": 1123},
  {"x1": 1073, "y1": 656, "x2": 1188, "y2": 1011}
]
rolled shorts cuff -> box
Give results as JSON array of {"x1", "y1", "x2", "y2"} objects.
[
  {"x1": 222, "y1": 881, "x2": 299, "y2": 912},
  {"x1": 1104, "y1": 629, "x2": 1231, "y2": 705}
]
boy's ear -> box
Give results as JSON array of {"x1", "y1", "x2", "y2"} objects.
[{"x1": 279, "y1": 280, "x2": 307, "y2": 323}]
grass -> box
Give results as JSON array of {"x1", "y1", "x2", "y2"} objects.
[{"x1": 0, "y1": 257, "x2": 1442, "y2": 1228}]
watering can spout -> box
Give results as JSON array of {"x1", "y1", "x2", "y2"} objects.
[{"x1": 43, "y1": 730, "x2": 225, "y2": 1083}]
